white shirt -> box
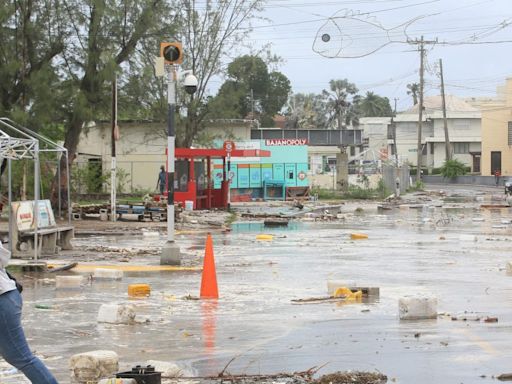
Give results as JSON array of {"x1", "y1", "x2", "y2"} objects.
[{"x1": 0, "y1": 241, "x2": 17, "y2": 295}]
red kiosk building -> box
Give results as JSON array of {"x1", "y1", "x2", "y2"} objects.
[{"x1": 173, "y1": 148, "x2": 270, "y2": 210}]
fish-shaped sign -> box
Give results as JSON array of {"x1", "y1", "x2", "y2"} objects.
[{"x1": 313, "y1": 11, "x2": 424, "y2": 58}]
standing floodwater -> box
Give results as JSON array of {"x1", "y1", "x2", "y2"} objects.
[{"x1": 4, "y1": 190, "x2": 512, "y2": 383}]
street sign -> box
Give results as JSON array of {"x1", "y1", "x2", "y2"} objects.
[{"x1": 223, "y1": 140, "x2": 235, "y2": 154}]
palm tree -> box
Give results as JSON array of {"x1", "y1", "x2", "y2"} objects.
[
  {"x1": 359, "y1": 91, "x2": 393, "y2": 117},
  {"x1": 322, "y1": 79, "x2": 359, "y2": 129},
  {"x1": 407, "y1": 83, "x2": 419, "y2": 105}
]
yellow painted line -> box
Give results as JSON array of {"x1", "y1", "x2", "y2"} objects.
[
  {"x1": 452, "y1": 328, "x2": 498, "y2": 355},
  {"x1": 176, "y1": 230, "x2": 209, "y2": 235},
  {"x1": 47, "y1": 264, "x2": 201, "y2": 272}
]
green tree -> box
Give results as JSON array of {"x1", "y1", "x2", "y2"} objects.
[
  {"x1": 0, "y1": 1, "x2": 65, "y2": 132},
  {"x1": 359, "y1": 91, "x2": 393, "y2": 117},
  {"x1": 284, "y1": 93, "x2": 328, "y2": 129},
  {"x1": 209, "y1": 55, "x2": 290, "y2": 127},
  {"x1": 261, "y1": 71, "x2": 291, "y2": 126},
  {"x1": 322, "y1": 79, "x2": 359, "y2": 129},
  {"x1": 51, "y1": 0, "x2": 173, "y2": 205}
]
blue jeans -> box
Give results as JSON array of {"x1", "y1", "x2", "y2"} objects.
[{"x1": 0, "y1": 290, "x2": 58, "y2": 383}]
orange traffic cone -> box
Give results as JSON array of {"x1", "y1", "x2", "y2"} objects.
[{"x1": 200, "y1": 233, "x2": 219, "y2": 299}]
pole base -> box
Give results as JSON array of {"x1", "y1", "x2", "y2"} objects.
[{"x1": 160, "y1": 242, "x2": 181, "y2": 265}]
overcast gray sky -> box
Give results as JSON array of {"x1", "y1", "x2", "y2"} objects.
[{"x1": 235, "y1": 0, "x2": 512, "y2": 111}]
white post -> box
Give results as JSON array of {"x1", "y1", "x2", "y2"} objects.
[
  {"x1": 111, "y1": 77, "x2": 117, "y2": 222},
  {"x1": 227, "y1": 153, "x2": 231, "y2": 210},
  {"x1": 167, "y1": 68, "x2": 175, "y2": 242},
  {"x1": 33, "y1": 142, "x2": 40, "y2": 261}
]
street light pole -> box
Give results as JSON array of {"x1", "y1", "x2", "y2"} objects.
[
  {"x1": 157, "y1": 41, "x2": 197, "y2": 266},
  {"x1": 160, "y1": 65, "x2": 181, "y2": 265}
]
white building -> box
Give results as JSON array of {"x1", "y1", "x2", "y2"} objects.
[{"x1": 394, "y1": 95, "x2": 481, "y2": 172}]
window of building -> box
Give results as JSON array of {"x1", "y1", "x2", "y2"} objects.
[
  {"x1": 508, "y1": 122, "x2": 512, "y2": 145},
  {"x1": 350, "y1": 146, "x2": 356, "y2": 156},
  {"x1": 453, "y1": 142, "x2": 470, "y2": 154}
]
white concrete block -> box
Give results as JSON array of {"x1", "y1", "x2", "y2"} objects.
[
  {"x1": 93, "y1": 268, "x2": 123, "y2": 280},
  {"x1": 97, "y1": 303, "x2": 136, "y2": 324},
  {"x1": 459, "y1": 234, "x2": 477, "y2": 242},
  {"x1": 56, "y1": 275, "x2": 84, "y2": 289},
  {"x1": 146, "y1": 360, "x2": 185, "y2": 378},
  {"x1": 399, "y1": 296, "x2": 438, "y2": 320},
  {"x1": 69, "y1": 350, "x2": 118, "y2": 383}
]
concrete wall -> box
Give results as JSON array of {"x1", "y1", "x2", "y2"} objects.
[
  {"x1": 422, "y1": 175, "x2": 498, "y2": 186},
  {"x1": 382, "y1": 165, "x2": 410, "y2": 194},
  {"x1": 77, "y1": 122, "x2": 166, "y2": 192},
  {"x1": 310, "y1": 173, "x2": 381, "y2": 189}
]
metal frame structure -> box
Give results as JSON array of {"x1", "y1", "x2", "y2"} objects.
[{"x1": 0, "y1": 118, "x2": 72, "y2": 260}]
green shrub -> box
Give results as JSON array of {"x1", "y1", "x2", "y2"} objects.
[
  {"x1": 407, "y1": 180, "x2": 424, "y2": 192},
  {"x1": 440, "y1": 159, "x2": 467, "y2": 179},
  {"x1": 376, "y1": 179, "x2": 390, "y2": 199},
  {"x1": 343, "y1": 185, "x2": 376, "y2": 200}
]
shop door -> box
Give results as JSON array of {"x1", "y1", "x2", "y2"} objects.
[
  {"x1": 491, "y1": 151, "x2": 501, "y2": 174},
  {"x1": 472, "y1": 154, "x2": 480, "y2": 174}
]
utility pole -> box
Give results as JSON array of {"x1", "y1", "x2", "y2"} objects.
[
  {"x1": 110, "y1": 76, "x2": 117, "y2": 222},
  {"x1": 408, "y1": 36, "x2": 437, "y2": 182},
  {"x1": 416, "y1": 36, "x2": 425, "y2": 182},
  {"x1": 439, "y1": 59, "x2": 451, "y2": 161},
  {"x1": 393, "y1": 98, "x2": 399, "y2": 166}
]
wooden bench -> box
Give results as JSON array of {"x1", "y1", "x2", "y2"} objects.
[{"x1": 11, "y1": 200, "x2": 74, "y2": 258}]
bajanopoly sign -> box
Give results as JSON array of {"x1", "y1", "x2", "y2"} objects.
[
  {"x1": 12, "y1": 200, "x2": 56, "y2": 231},
  {"x1": 265, "y1": 138, "x2": 308, "y2": 146}
]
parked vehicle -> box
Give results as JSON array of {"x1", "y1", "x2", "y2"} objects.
[{"x1": 504, "y1": 178, "x2": 512, "y2": 195}]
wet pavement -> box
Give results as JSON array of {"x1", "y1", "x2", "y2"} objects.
[{"x1": 4, "y1": 186, "x2": 512, "y2": 383}]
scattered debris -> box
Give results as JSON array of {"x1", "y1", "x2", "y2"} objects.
[
  {"x1": 451, "y1": 312, "x2": 482, "y2": 322},
  {"x1": 263, "y1": 218, "x2": 289, "y2": 227},
  {"x1": 47, "y1": 262, "x2": 78, "y2": 273},
  {"x1": 291, "y1": 296, "x2": 347, "y2": 304},
  {"x1": 315, "y1": 371, "x2": 387, "y2": 384}
]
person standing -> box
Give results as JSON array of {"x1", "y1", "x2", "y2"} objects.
[
  {"x1": 495, "y1": 169, "x2": 501, "y2": 186},
  {"x1": 157, "y1": 165, "x2": 166, "y2": 195},
  {"x1": 0, "y1": 241, "x2": 58, "y2": 383}
]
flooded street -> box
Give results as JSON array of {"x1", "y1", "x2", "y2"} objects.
[{"x1": 6, "y1": 187, "x2": 512, "y2": 383}]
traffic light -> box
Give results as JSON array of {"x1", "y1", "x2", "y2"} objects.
[{"x1": 160, "y1": 42, "x2": 183, "y2": 64}]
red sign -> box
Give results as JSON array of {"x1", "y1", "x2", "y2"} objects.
[
  {"x1": 223, "y1": 140, "x2": 235, "y2": 153},
  {"x1": 265, "y1": 139, "x2": 308, "y2": 146}
]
